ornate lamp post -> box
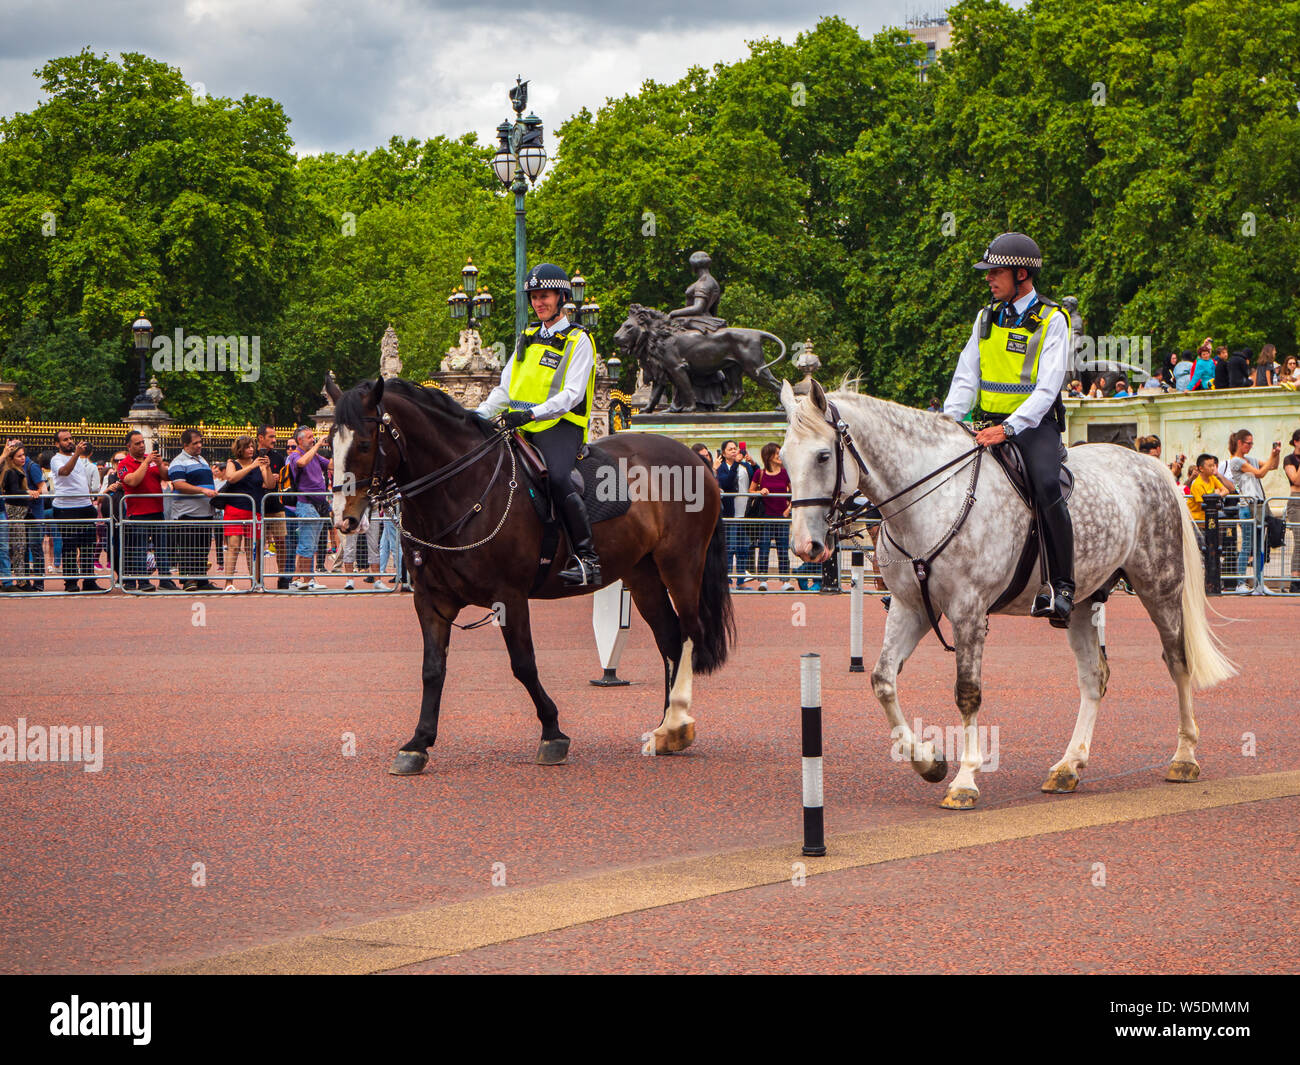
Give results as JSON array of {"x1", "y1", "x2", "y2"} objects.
[
  {"x1": 129, "y1": 313, "x2": 154, "y2": 410},
  {"x1": 490, "y1": 77, "x2": 548, "y2": 333},
  {"x1": 565, "y1": 271, "x2": 601, "y2": 332},
  {"x1": 446, "y1": 257, "x2": 494, "y2": 331}
]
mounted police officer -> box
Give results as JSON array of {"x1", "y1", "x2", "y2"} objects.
[
  {"x1": 476, "y1": 263, "x2": 602, "y2": 587},
  {"x1": 943, "y1": 232, "x2": 1074, "y2": 626}
]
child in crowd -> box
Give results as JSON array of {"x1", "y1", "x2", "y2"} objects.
[{"x1": 1186, "y1": 454, "x2": 1233, "y2": 524}]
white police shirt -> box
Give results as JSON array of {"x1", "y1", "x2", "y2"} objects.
[{"x1": 942, "y1": 288, "x2": 1070, "y2": 435}]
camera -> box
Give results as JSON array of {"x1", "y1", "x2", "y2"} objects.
[{"x1": 257, "y1": 448, "x2": 268, "y2": 458}]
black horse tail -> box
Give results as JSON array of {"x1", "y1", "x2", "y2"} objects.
[{"x1": 691, "y1": 511, "x2": 735, "y2": 675}]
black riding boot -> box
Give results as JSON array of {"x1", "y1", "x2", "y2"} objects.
[
  {"x1": 557, "y1": 492, "x2": 602, "y2": 587},
  {"x1": 1031, "y1": 497, "x2": 1075, "y2": 628}
]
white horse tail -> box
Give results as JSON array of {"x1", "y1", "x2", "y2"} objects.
[
  {"x1": 1169, "y1": 469, "x2": 1237, "y2": 689},
  {"x1": 757, "y1": 331, "x2": 787, "y2": 372}
]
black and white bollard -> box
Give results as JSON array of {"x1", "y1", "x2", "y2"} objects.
[
  {"x1": 801, "y1": 652, "x2": 826, "y2": 857},
  {"x1": 849, "y1": 551, "x2": 865, "y2": 673}
]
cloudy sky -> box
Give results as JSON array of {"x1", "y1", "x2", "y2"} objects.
[{"x1": 0, "y1": 0, "x2": 955, "y2": 155}]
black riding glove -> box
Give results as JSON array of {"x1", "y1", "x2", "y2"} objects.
[{"x1": 503, "y1": 410, "x2": 534, "y2": 430}]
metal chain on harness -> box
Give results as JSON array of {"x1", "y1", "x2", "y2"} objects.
[{"x1": 394, "y1": 442, "x2": 518, "y2": 552}]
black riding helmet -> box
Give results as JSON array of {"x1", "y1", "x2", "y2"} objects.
[
  {"x1": 973, "y1": 232, "x2": 1042, "y2": 280},
  {"x1": 523, "y1": 262, "x2": 572, "y2": 302}
]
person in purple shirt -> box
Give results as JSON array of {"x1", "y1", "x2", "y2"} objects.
[{"x1": 287, "y1": 426, "x2": 331, "y2": 590}]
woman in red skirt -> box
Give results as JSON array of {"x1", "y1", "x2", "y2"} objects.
[{"x1": 221, "y1": 435, "x2": 274, "y2": 591}]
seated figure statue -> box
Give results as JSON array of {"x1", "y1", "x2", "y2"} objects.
[{"x1": 668, "y1": 251, "x2": 728, "y2": 334}]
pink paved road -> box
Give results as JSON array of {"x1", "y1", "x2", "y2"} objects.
[{"x1": 1, "y1": 589, "x2": 1295, "y2": 973}]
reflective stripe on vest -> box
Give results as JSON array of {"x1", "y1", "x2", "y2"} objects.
[
  {"x1": 977, "y1": 302, "x2": 1059, "y2": 414},
  {"x1": 506, "y1": 324, "x2": 597, "y2": 438}
]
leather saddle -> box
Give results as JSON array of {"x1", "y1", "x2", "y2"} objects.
[
  {"x1": 510, "y1": 433, "x2": 631, "y2": 526},
  {"x1": 991, "y1": 439, "x2": 1074, "y2": 509},
  {"x1": 509, "y1": 432, "x2": 629, "y2": 594},
  {"x1": 988, "y1": 438, "x2": 1074, "y2": 614},
  {"x1": 513, "y1": 432, "x2": 588, "y2": 499}
]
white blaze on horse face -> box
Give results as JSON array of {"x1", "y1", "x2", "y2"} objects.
[
  {"x1": 331, "y1": 425, "x2": 355, "y2": 529},
  {"x1": 782, "y1": 423, "x2": 835, "y2": 563}
]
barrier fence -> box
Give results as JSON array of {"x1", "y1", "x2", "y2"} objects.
[
  {"x1": 1, "y1": 495, "x2": 113, "y2": 595},
  {"x1": 261, "y1": 492, "x2": 402, "y2": 594},
  {"x1": 6, "y1": 488, "x2": 1298, "y2": 597},
  {"x1": 1201, "y1": 494, "x2": 1300, "y2": 596},
  {"x1": 1, "y1": 491, "x2": 405, "y2": 595}
]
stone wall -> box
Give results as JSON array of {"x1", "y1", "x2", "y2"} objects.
[{"x1": 1064, "y1": 387, "x2": 1300, "y2": 498}]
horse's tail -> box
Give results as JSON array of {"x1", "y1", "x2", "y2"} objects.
[
  {"x1": 1168, "y1": 467, "x2": 1237, "y2": 689},
  {"x1": 756, "y1": 331, "x2": 787, "y2": 373},
  {"x1": 691, "y1": 510, "x2": 735, "y2": 675}
]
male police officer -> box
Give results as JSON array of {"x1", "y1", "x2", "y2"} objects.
[
  {"x1": 943, "y1": 232, "x2": 1074, "y2": 626},
  {"x1": 476, "y1": 263, "x2": 601, "y2": 586}
]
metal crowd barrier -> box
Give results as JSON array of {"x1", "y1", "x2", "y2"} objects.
[
  {"x1": 1, "y1": 494, "x2": 113, "y2": 596},
  {"x1": 1262, "y1": 495, "x2": 1300, "y2": 595},
  {"x1": 117, "y1": 493, "x2": 257, "y2": 594},
  {"x1": 261, "y1": 492, "x2": 403, "y2": 594},
  {"x1": 719, "y1": 491, "x2": 847, "y2": 593}
]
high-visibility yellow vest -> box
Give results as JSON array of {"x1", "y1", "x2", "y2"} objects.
[
  {"x1": 977, "y1": 299, "x2": 1063, "y2": 414},
  {"x1": 506, "y1": 323, "x2": 597, "y2": 439}
]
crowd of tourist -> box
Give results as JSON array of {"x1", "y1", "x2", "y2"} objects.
[
  {"x1": 1071, "y1": 340, "x2": 1298, "y2": 399},
  {"x1": 3, "y1": 409, "x2": 1298, "y2": 596},
  {"x1": 0, "y1": 426, "x2": 402, "y2": 592}
]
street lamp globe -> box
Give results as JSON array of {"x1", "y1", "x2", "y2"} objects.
[
  {"x1": 518, "y1": 113, "x2": 547, "y2": 181},
  {"x1": 461, "y1": 257, "x2": 480, "y2": 295},
  {"x1": 570, "y1": 272, "x2": 586, "y2": 303},
  {"x1": 473, "y1": 289, "x2": 494, "y2": 319},
  {"x1": 448, "y1": 289, "x2": 469, "y2": 319},
  {"x1": 580, "y1": 301, "x2": 600, "y2": 330},
  {"x1": 132, "y1": 314, "x2": 153, "y2": 349}
]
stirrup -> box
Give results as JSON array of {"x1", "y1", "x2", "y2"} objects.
[
  {"x1": 559, "y1": 554, "x2": 601, "y2": 587},
  {"x1": 1032, "y1": 584, "x2": 1073, "y2": 626}
]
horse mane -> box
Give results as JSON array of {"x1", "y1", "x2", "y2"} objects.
[
  {"x1": 336, "y1": 377, "x2": 493, "y2": 439},
  {"x1": 789, "y1": 378, "x2": 972, "y2": 445}
]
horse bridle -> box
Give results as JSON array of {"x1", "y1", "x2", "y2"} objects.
[
  {"x1": 788, "y1": 400, "x2": 873, "y2": 536},
  {"x1": 354, "y1": 398, "x2": 517, "y2": 549},
  {"x1": 788, "y1": 398, "x2": 984, "y2": 653}
]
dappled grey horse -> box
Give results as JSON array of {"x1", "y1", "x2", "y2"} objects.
[{"x1": 780, "y1": 380, "x2": 1236, "y2": 810}]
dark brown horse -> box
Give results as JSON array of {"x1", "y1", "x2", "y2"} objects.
[{"x1": 326, "y1": 376, "x2": 734, "y2": 774}]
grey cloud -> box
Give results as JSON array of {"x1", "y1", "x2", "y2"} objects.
[{"x1": 1, "y1": 0, "x2": 923, "y2": 154}]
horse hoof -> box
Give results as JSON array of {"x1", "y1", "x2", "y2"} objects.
[
  {"x1": 1041, "y1": 767, "x2": 1079, "y2": 793},
  {"x1": 536, "y1": 737, "x2": 571, "y2": 765},
  {"x1": 918, "y1": 758, "x2": 948, "y2": 783},
  {"x1": 655, "y1": 721, "x2": 696, "y2": 754},
  {"x1": 1165, "y1": 760, "x2": 1200, "y2": 783},
  {"x1": 389, "y1": 749, "x2": 428, "y2": 776},
  {"x1": 939, "y1": 787, "x2": 979, "y2": 811}
]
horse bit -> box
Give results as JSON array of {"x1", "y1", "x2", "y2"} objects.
[
  {"x1": 362, "y1": 401, "x2": 518, "y2": 553},
  {"x1": 789, "y1": 400, "x2": 983, "y2": 653}
]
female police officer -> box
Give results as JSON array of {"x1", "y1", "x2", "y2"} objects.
[
  {"x1": 943, "y1": 232, "x2": 1074, "y2": 626},
  {"x1": 476, "y1": 263, "x2": 601, "y2": 587}
]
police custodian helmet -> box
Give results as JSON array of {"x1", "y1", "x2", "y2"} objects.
[
  {"x1": 523, "y1": 262, "x2": 572, "y2": 301},
  {"x1": 973, "y1": 232, "x2": 1042, "y2": 278}
]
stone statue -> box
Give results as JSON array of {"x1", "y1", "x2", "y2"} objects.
[
  {"x1": 614, "y1": 304, "x2": 786, "y2": 414},
  {"x1": 667, "y1": 251, "x2": 727, "y2": 334},
  {"x1": 440, "y1": 328, "x2": 502, "y2": 373},
  {"x1": 614, "y1": 251, "x2": 786, "y2": 413},
  {"x1": 379, "y1": 324, "x2": 403, "y2": 379}
]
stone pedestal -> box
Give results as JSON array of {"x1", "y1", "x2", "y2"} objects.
[{"x1": 123, "y1": 377, "x2": 170, "y2": 451}]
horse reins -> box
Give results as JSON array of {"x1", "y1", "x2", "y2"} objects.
[
  {"x1": 353, "y1": 399, "x2": 522, "y2": 632},
  {"x1": 364, "y1": 400, "x2": 519, "y2": 552},
  {"x1": 789, "y1": 399, "x2": 984, "y2": 652}
]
